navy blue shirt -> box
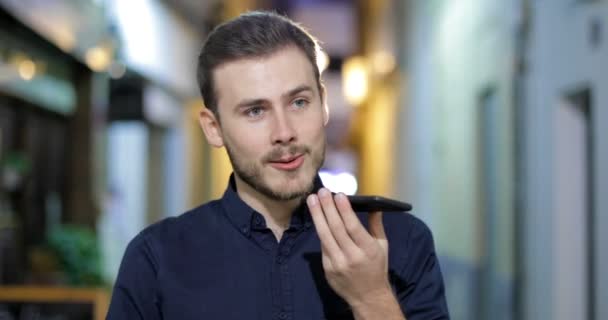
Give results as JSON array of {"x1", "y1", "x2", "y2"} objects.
[{"x1": 107, "y1": 176, "x2": 449, "y2": 319}]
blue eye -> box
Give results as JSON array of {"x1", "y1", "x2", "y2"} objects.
[
  {"x1": 293, "y1": 98, "x2": 309, "y2": 109},
  {"x1": 245, "y1": 106, "x2": 265, "y2": 118}
]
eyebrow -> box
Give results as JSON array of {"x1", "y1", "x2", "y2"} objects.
[
  {"x1": 281, "y1": 85, "x2": 314, "y2": 101},
  {"x1": 233, "y1": 85, "x2": 314, "y2": 111},
  {"x1": 235, "y1": 98, "x2": 267, "y2": 110}
]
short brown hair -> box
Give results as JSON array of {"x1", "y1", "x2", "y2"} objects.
[{"x1": 196, "y1": 11, "x2": 323, "y2": 116}]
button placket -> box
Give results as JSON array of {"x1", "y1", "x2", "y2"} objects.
[
  {"x1": 272, "y1": 232, "x2": 295, "y2": 319},
  {"x1": 278, "y1": 262, "x2": 292, "y2": 319}
]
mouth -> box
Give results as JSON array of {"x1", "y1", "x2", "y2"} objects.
[{"x1": 268, "y1": 154, "x2": 305, "y2": 171}]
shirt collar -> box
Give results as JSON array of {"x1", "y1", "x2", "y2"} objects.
[{"x1": 220, "y1": 173, "x2": 324, "y2": 234}]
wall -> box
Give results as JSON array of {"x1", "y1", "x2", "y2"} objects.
[
  {"x1": 397, "y1": 1, "x2": 518, "y2": 319},
  {"x1": 523, "y1": 1, "x2": 608, "y2": 319}
]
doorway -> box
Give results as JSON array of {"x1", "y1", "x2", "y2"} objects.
[{"x1": 553, "y1": 88, "x2": 594, "y2": 320}]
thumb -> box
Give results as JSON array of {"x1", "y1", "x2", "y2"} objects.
[{"x1": 368, "y1": 211, "x2": 386, "y2": 240}]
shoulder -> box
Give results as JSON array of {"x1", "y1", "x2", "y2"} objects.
[
  {"x1": 375, "y1": 212, "x2": 437, "y2": 274},
  {"x1": 383, "y1": 211, "x2": 431, "y2": 232},
  {"x1": 126, "y1": 200, "x2": 225, "y2": 256},
  {"x1": 152, "y1": 200, "x2": 223, "y2": 231},
  {"x1": 377, "y1": 211, "x2": 435, "y2": 247}
]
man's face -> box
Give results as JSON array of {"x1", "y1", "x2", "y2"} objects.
[{"x1": 206, "y1": 46, "x2": 328, "y2": 201}]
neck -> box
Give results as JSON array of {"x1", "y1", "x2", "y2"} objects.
[{"x1": 233, "y1": 174, "x2": 303, "y2": 231}]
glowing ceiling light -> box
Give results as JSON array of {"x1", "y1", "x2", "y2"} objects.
[
  {"x1": 85, "y1": 46, "x2": 112, "y2": 72},
  {"x1": 371, "y1": 51, "x2": 396, "y2": 75},
  {"x1": 342, "y1": 56, "x2": 369, "y2": 107},
  {"x1": 18, "y1": 59, "x2": 36, "y2": 81}
]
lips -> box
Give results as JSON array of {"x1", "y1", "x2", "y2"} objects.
[{"x1": 268, "y1": 154, "x2": 305, "y2": 171}]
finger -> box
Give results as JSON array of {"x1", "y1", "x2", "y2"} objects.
[
  {"x1": 368, "y1": 211, "x2": 387, "y2": 240},
  {"x1": 334, "y1": 193, "x2": 374, "y2": 247},
  {"x1": 317, "y1": 188, "x2": 360, "y2": 256},
  {"x1": 307, "y1": 194, "x2": 344, "y2": 261}
]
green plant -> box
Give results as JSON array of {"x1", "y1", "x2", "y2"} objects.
[{"x1": 46, "y1": 225, "x2": 105, "y2": 286}]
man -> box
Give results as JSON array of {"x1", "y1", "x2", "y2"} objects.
[{"x1": 107, "y1": 11, "x2": 449, "y2": 320}]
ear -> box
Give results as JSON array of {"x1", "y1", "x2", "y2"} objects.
[
  {"x1": 198, "y1": 108, "x2": 224, "y2": 148},
  {"x1": 320, "y1": 83, "x2": 329, "y2": 126}
]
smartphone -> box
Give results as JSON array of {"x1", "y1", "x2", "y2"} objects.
[{"x1": 347, "y1": 195, "x2": 412, "y2": 212}]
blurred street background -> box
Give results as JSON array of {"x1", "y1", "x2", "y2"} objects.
[{"x1": 0, "y1": 0, "x2": 606, "y2": 319}]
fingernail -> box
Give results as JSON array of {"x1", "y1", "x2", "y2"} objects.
[
  {"x1": 307, "y1": 195, "x2": 317, "y2": 206},
  {"x1": 335, "y1": 193, "x2": 346, "y2": 201},
  {"x1": 318, "y1": 188, "x2": 330, "y2": 198}
]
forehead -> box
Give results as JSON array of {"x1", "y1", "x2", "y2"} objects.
[{"x1": 212, "y1": 46, "x2": 318, "y2": 109}]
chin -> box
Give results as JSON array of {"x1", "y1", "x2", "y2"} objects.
[{"x1": 268, "y1": 168, "x2": 315, "y2": 196}]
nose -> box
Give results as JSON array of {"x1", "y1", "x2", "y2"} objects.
[{"x1": 270, "y1": 111, "x2": 297, "y2": 145}]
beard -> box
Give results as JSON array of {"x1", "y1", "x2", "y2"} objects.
[{"x1": 225, "y1": 141, "x2": 325, "y2": 201}]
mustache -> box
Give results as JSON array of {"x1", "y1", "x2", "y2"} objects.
[{"x1": 263, "y1": 145, "x2": 311, "y2": 162}]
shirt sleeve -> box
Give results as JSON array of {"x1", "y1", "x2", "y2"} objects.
[
  {"x1": 394, "y1": 217, "x2": 450, "y2": 320},
  {"x1": 106, "y1": 231, "x2": 162, "y2": 320}
]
